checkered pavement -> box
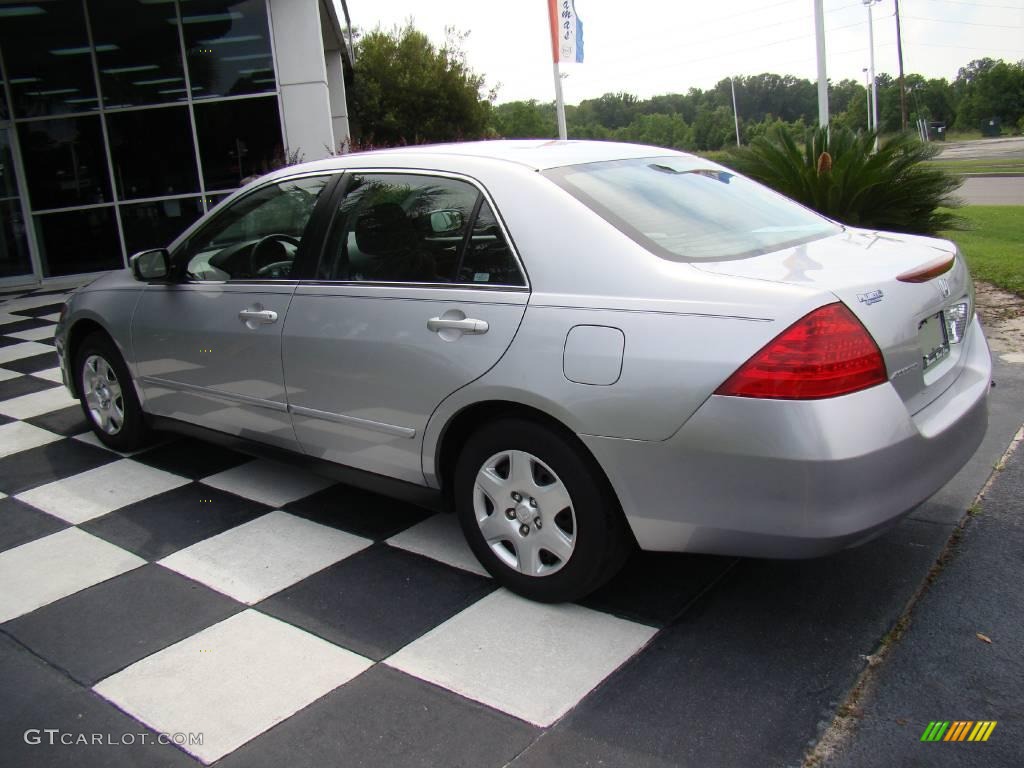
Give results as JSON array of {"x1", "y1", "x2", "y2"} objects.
[{"x1": 0, "y1": 281, "x2": 734, "y2": 766}]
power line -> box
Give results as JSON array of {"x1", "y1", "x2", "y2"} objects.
[
  {"x1": 911, "y1": 0, "x2": 1024, "y2": 10},
  {"x1": 902, "y1": 13, "x2": 1024, "y2": 28}
]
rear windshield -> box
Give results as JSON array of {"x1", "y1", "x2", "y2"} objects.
[{"x1": 544, "y1": 157, "x2": 840, "y2": 261}]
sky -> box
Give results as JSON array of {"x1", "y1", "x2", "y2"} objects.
[{"x1": 344, "y1": 0, "x2": 1024, "y2": 104}]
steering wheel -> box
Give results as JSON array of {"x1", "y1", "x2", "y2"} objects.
[{"x1": 250, "y1": 234, "x2": 300, "y2": 277}]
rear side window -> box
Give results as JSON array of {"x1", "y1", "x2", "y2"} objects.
[
  {"x1": 318, "y1": 173, "x2": 525, "y2": 286},
  {"x1": 545, "y1": 157, "x2": 840, "y2": 261}
]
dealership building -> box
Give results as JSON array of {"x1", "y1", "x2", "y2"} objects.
[{"x1": 0, "y1": 0, "x2": 353, "y2": 287}]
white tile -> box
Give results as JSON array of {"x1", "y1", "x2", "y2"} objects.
[
  {"x1": 159, "y1": 510, "x2": 370, "y2": 604},
  {"x1": 0, "y1": 385, "x2": 76, "y2": 419},
  {"x1": 0, "y1": 313, "x2": 27, "y2": 327},
  {"x1": 0, "y1": 341, "x2": 52, "y2": 365},
  {"x1": 0, "y1": 422, "x2": 63, "y2": 459},
  {"x1": 0, "y1": 368, "x2": 22, "y2": 382},
  {"x1": 16, "y1": 459, "x2": 190, "y2": 524},
  {"x1": 386, "y1": 590, "x2": 657, "y2": 727},
  {"x1": 387, "y1": 513, "x2": 489, "y2": 577},
  {"x1": 39, "y1": 313, "x2": 62, "y2": 323},
  {"x1": 201, "y1": 459, "x2": 333, "y2": 507},
  {"x1": 94, "y1": 610, "x2": 372, "y2": 764},
  {"x1": 0, "y1": 529, "x2": 145, "y2": 622},
  {"x1": 8, "y1": 324, "x2": 55, "y2": 342},
  {"x1": 31, "y1": 367, "x2": 65, "y2": 384}
]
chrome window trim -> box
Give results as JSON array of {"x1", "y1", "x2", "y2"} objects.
[{"x1": 316, "y1": 166, "x2": 531, "y2": 290}]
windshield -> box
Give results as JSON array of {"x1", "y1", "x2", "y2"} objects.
[{"x1": 545, "y1": 157, "x2": 840, "y2": 261}]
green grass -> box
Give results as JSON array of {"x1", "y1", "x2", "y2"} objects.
[
  {"x1": 929, "y1": 157, "x2": 1024, "y2": 176},
  {"x1": 942, "y1": 206, "x2": 1024, "y2": 295}
]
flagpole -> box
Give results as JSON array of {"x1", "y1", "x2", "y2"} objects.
[{"x1": 553, "y1": 61, "x2": 568, "y2": 140}]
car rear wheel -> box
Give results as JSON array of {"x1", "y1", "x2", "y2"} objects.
[
  {"x1": 454, "y1": 417, "x2": 632, "y2": 602},
  {"x1": 75, "y1": 332, "x2": 149, "y2": 452}
]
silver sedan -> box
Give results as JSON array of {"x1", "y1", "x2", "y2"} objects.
[{"x1": 55, "y1": 140, "x2": 991, "y2": 602}]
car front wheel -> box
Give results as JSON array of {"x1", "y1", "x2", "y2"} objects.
[
  {"x1": 454, "y1": 417, "x2": 632, "y2": 602},
  {"x1": 74, "y1": 331, "x2": 149, "y2": 451}
]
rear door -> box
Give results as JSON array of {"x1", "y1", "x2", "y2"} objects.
[{"x1": 282, "y1": 171, "x2": 529, "y2": 484}]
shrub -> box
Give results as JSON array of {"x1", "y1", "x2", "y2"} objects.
[{"x1": 725, "y1": 125, "x2": 964, "y2": 235}]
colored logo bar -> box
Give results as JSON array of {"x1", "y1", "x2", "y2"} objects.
[{"x1": 921, "y1": 721, "x2": 997, "y2": 742}]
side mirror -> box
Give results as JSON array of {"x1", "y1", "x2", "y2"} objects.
[
  {"x1": 129, "y1": 249, "x2": 170, "y2": 282},
  {"x1": 429, "y1": 209, "x2": 464, "y2": 235}
]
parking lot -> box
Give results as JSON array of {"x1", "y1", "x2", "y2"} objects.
[{"x1": 2, "y1": 282, "x2": 1022, "y2": 767}]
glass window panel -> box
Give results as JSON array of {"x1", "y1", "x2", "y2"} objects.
[
  {"x1": 194, "y1": 96, "x2": 283, "y2": 191},
  {"x1": 120, "y1": 196, "x2": 204, "y2": 255},
  {"x1": 0, "y1": 199, "x2": 33, "y2": 278},
  {"x1": 17, "y1": 116, "x2": 112, "y2": 210},
  {"x1": 458, "y1": 201, "x2": 525, "y2": 286},
  {"x1": 34, "y1": 207, "x2": 122, "y2": 277},
  {"x1": 107, "y1": 107, "x2": 199, "y2": 200},
  {"x1": 181, "y1": 0, "x2": 276, "y2": 99},
  {"x1": 319, "y1": 173, "x2": 480, "y2": 284},
  {"x1": 0, "y1": 128, "x2": 33, "y2": 278},
  {"x1": 0, "y1": 0, "x2": 99, "y2": 118},
  {"x1": 174, "y1": 176, "x2": 329, "y2": 281},
  {"x1": 88, "y1": 0, "x2": 187, "y2": 108}
]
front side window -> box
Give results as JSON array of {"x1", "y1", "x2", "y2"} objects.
[
  {"x1": 545, "y1": 157, "x2": 840, "y2": 261},
  {"x1": 173, "y1": 175, "x2": 330, "y2": 281},
  {"x1": 318, "y1": 173, "x2": 524, "y2": 286}
]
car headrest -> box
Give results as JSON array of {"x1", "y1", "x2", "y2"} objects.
[{"x1": 355, "y1": 202, "x2": 417, "y2": 256}]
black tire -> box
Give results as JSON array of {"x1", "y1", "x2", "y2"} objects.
[
  {"x1": 454, "y1": 417, "x2": 633, "y2": 602},
  {"x1": 74, "y1": 331, "x2": 150, "y2": 452}
]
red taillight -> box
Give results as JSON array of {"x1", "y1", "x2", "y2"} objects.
[{"x1": 715, "y1": 303, "x2": 887, "y2": 400}]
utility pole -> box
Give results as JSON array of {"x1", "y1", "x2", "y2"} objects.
[
  {"x1": 862, "y1": 67, "x2": 872, "y2": 130},
  {"x1": 730, "y1": 77, "x2": 741, "y2": 146},
  {"x1": 814, "y1": 0, "x2": 829, "y2": 127},
  {"x1": 894, "y1": 0, "x2": 908, "y2": 131},
  {"x1": 864, "y1": 0, "x2": 879, "y2": 147}
]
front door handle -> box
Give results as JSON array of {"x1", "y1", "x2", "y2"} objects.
[
  {"x1": 427, "y1": 316, "x2": 488, "y2": 335},
  {"x1": 238, "y1": 308, "x2": 278, "y2": 324}
]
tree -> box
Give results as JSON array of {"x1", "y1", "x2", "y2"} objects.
[{"x1": 349, "y1": 23, "x2": 494, "y2": 146}]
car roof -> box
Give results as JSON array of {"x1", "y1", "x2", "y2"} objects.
[
  {"x1": 289, "y1": 140, "x2": 694, "y2": 175},
  {"x1": 349, "y1": 140, "x2": 693, "y2": 170}
]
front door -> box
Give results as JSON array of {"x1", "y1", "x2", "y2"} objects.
[
  {"x1": 133, "y1": 173, "x2": 335, "y2": 448},
  {"x1": 282, "y1": 171, "x2": 529, "y2": 483}
]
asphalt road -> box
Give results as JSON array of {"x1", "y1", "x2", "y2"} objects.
[
  {"x1": 937, "y1": 136, "x2": 1024, "y2": 162},
  {"x1": 957, "y1": 176, "x2": 1024, "y2": 206}
]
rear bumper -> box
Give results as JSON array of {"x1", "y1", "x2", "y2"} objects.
[{"x1": 583, "y1": 317, "x2": 992, "y2": 558}]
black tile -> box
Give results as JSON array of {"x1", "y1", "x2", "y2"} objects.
[
  {"x1": 133, "y1": 436, "x2": 250, "y2": 480},
  {"x1": 0, "y1": 413, "x2": 14, "y2": 426},
  {"x1": 0, "y1": 317, "x2": 51, "y2": 334},
  {"x1": 25, "y1": 405, "x2": 90, "y2": 437},
  {"x1": 0, "y1": 335, "x2": 24, "y2": 348},
  {"x1": 0, "y1": 634, "x2": 201, "y2": 768},
  {"x1": 284, "y1": 484, "x2": 433, "y2": 541},
  {"x1": 511, "y1": 519, "x2": 954, "y2": 768},
  {"x1": 4, "y1": 564, "x2": 244, "y2": 686},
  {"x1": 3, "y1": 350, "x2": 59, "y2": 374},
  {"x1": 0, "y1": 496, "x2": 68, "y2": 552},
  {"x1": 83, "y1": 483, "x2": 272, "y2": 561},
  {"x1": 0, "y1": 374, "x2": 58, "y2": 401},
  {"x1": 258, "y1": 544, "x2": 495, "y2": 661},
  {"x1": 0, "y1": 439, "x2": 117, "y2": 495},
  {"x1": 218, "y1": 664, "x2": 538, "y2": 768},
  {"x1": 9, "y1": 302, "x2": 65, "y2": 317},
  {"x1": 27, "y1": 287, "x2": 72, "y2": 297},
  {"x1": 580, "y1": 551, "x2": 737, "y2": 627}
]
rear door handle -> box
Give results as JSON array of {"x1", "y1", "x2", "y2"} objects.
[
  {"x1": 427, "y1": 316, "x2": 489, "y2": 335},
  {"x1": 238, "y1": 309, "x2": 278, "y2": 324}
]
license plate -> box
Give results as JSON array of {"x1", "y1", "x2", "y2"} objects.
[{"x1": 919, "y1": 312, "x2": 950, "y2": 370}]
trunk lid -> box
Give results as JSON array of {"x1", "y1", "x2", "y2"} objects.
[{"x1": 694, "y1": 227, "x2": 974, "y2": 415}]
